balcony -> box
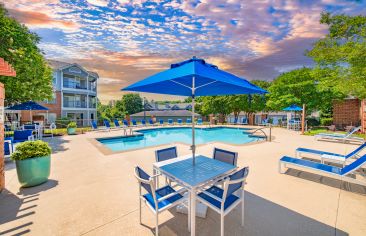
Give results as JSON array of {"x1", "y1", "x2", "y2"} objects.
[
  {"x1": 63, "y1": 100, "x2": 87, "y2": 108},
  {"x1": 63, "y1": 81, "x2": 87, "y2": 90}
]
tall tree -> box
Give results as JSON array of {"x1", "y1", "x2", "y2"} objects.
[
  {"x1": 266, "y1": 68, "x2": 337, "y2": 113},
  {"x1": 307, "y1": 12, "x2": 366, "y2": 98},
  {"x1": 122, "y1": 93, "x2": 143, "y2": 115},
  {"x1": 0, "y1": 5, "x2": 53, "y2": 104}
]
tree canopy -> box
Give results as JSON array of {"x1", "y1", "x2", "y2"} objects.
[
  {"x1": 307, "y1": 12, "x2": 366, "y2": 98},
  {"x1": 0, "y1": 5, "x2": 53, "y2": 104},
  {"x1": 121, "y1": 93, "x2": 143, "y2": 115}
]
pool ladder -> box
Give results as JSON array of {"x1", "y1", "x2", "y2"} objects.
[{"x1": 249, "y1": 126, "x2": 272, "y2": 141}]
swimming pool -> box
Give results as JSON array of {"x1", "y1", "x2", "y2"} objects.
[{"x1": 97, "y1": 127, "x2": 262, "y2": 152}]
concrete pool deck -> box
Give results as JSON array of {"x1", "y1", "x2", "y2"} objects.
[{"x1": 1, "y1": 126, "x2": 366, "y2": 236}]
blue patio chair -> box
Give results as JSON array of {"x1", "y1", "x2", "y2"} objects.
[
  {"x1": 123, "y1": 120, "x2": 129, "y2": 127},
  {"x1": 159, "y1": 119, "x2": 164, "y2": 126},
  {"x1": 279, "y1": 153, "x2": 366, "y2": 186},
  {"x1": 141, "y1": 120, "x2": 146, "y2": 126},
  {"x1": 23, "y1": 124, "x2": 36, "y2": 130},
  {"x1": 13, "y1": 130, "x2": 33, "y2": 143},
  {"x1": 134, "y1": 166, "x2": 186, "y2": 236},
  {"x1": 197, "y1": 118, "x2": 203, "y2": 125},
  {"x1": 230, "y1": 117, "x2": 238, "y2": 125},
  {"x1": 103, "y1": 120, "x2": 112, "y2": 131},
  {"x1": 197, "y1": 167, "x2": 249, "y2": 236},
  {"x1": 295, "y1": 143, "x2": 366, "y2": 166},
  {"x1": 168, "y1": 119, "x2": 173, "y2": 125},
  {"x1": 149, "y1": 119, "x2": 154, "y2": 126},
  {"x1": 213, "y1": 148, "x2": 238, "y2": 166},
  {"x1": 241, "y1": 117, "x2": 248, "y2": 125},
  {"x1": 186, "y1": 119, "x2": 192, "y2": 125},
  {"x1": 177, "y1": 119, "x2": 182, "y2": 125},
  {"x1": 90, "y1": 120, "x2": 98, "y2": 130},
  {"x1": 113, "y1": 119, "x2": 122, "y2": 128},
  {"x1": 155, "y1": 146, "x2": 178, "y2": 187},
  {"x1": 132, "y1": 119, "x2": 138, "y2": 127},
  {"x1": 4, "y1": 137, "x2": 13, "y2": 160}
]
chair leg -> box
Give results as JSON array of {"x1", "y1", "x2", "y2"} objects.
[
  {"x1": 221, "y1": 214, "x2": 224, "y2": 236},
  {"x1": 139, "y1": 198, "x2": 142, "y2": 224},
  {"x1": 241, "y1": 194, "x2": 245, "y2": 227},
  {"x1": 188, "y1": 196, "x2": 191, "y2": 232},
  {"x1": 156, "y1": 213, "x2": 159, "y2": 236}
]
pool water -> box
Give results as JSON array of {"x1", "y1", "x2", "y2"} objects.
[{"x1": 97, "y1": 127, "x2": 261, "y2": 152}]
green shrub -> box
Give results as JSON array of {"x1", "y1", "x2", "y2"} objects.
[
  {"x1": 320, "y1": 118, "x2": 333, "y2": 126},
  {"x1": 11, "y1": 140, "x2": 52, "y2": 161},
  {"x1": 67, "y1": 122, "x2": 77, "y2": 128},
  {"x1": 56, "y1": 117, "x2": 71, "y2": 128},
  {"x1": 307, "y1": 118, "x2": 320, "y2": 127}
]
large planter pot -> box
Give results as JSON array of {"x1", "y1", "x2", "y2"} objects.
[
  {"x1": 67, "y1": 127, "x2": 76, "y2": 135},
  {"x1": 15, "y1": 156, "x2": 51, "y2": 187}
]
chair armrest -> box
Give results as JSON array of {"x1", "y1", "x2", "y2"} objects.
[
  {"x1": 157, "y1": 188, "x2": 187, "y2": 202},
  {"x1": 197, "y1": 189, "x2": 223, "y2": 202},
  {"x1": 28, "y1": 135, "x2": 35, "y2": 141}
]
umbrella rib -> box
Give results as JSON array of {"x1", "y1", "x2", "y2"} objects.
[
  {"x1": 195, "y1": 81, "x2": 217, "y2": 90},
  {"x1": 170, "y1": 79, "x2": 192, "y2": 89}
]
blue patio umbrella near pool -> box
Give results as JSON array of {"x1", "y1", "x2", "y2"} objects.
[
  {"x1": 7, "y1": 101, "x2": 49, "y2": 123},
  {"x1": 282, "y1": 104, "x2": 303, "y2": 111},
  {"x1": 122, "y1": 57, "x2": 267, "y2": 164}
]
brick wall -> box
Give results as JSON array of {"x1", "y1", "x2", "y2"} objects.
[
  {"x1": 0, "y1": 83, "x2": 5, "y2": 191},
  {"x1": 333, "y1": 99, "x2": 361, "y2": 128},
  {"x1": 21, "y1": 91, "x2": 62, "y2": 123},
  {"x1": 362, "y1": 99, "x2": 366, "y2": 134}
]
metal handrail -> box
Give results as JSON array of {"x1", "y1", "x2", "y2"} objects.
[{"x1": 249, "y1": 126, "x2": 271, "y2": 141}]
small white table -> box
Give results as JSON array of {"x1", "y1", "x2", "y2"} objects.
[{"x1": 153, "y1": 155, "x2": 236, "y2": 236}]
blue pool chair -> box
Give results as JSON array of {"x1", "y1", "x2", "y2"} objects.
[
  {"x1": 197, "y1": 167, "x2": 249, "y2": 236},
  {"x1": 296, "y1": 143, "x2": 366, "y2": 165},
  {"x1": 4, "y1": 137, "x2": 13, "y2": 160},
  {"x1": 134, "y1": 166, "x2": 186, "y2": 236},
  {"x1": 123, "y1": 120, "x2": 129, "y2": 127},
  {"x1": 113, "y1": 119, "x2": 121, "y2": 128},
  {"x1": 91, "y1": 120, "x2": 98, "y2": 130},
  {"x1": 131, "y1": 120, "x2": 138, "y2": 127},
  {"x1": 213, "y1": 148, "x2": 238, "y2": 166},
  {"x1": 197, "y1": 118, "x2": 203, "y2": 125},
  {"x1": 186, "y1": 119, "x2": 192, "y2": 125},
  {"x1": 23, "y1": 124, "x2": 36, "y2": 130},
  {"x1": 141, "y1": 120, "x2": 146, "y2": 126},
  {"x1": 155, "y1": 146, "x2": 178, "y2": 186},
  {"x1": 177, "y1": 119, "x2": 182, "y2": 125},
  {"x1": 230, "y1": 117, "x2": 238, "y2": 125},
  {"x1": 13, "y1": 130, "x2": 33, "y2": 143},
  {"x1": 149, "y1": 119, "x2": 154, "y2": 126},
  {"x1": 168, "y1": 119, "x2": 173, "y2": 125},
  {"x1": 159, "y1": 119, "x2": 164, "y2": 126},
  {"x1": 103, "y1": 120, "x2": 112, "y2": 131},
  {"x1": 279, "y1": 153, "x2": 366, "y2": 186},
  {"x1": 241, "y1": 117, "x2": 248, "y2": 125}
]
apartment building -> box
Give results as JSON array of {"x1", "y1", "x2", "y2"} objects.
[{"x1": 24, "y1": 60, "x2": 98, "y2": 126}]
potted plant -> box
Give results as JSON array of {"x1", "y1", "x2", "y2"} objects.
[
  {"x1": 67, "y1": 122, "x2": 77, "y2": 135},
  {"x1": 11, "y1": 140, "x2": 52, "y2": 187}
]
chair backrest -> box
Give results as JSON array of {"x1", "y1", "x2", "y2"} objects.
[
  {"x1": 213, "y1": 148, "x2": 238, "y2": 166},
  {"x1": 132, "y1": 120, "x2": 137, "y2": 125},
  {"x1": 346, "y1": 126, "x2": 361, "y2": 137},
  {"x1": 177, "y1": 119, "x2": 182, "y2": 124},
  {"x1": 23, "y1": 124, "x2": 36, "y2": 130},
  {"x1": 104, "y1": 120, "x2": 110, "y2": 128},
  {"x1": 168, "y1": 119, "x2": 173, "y2": 124},
  {"x1": 197, "y1": 119, "x2": 202, "y2": 124},
  {"x1": 149, "y1": 119, "x2": 154, "y2": 124},
  {"x1": 341, "y1": 153, "x2": 366, "y2": 175},
  {"x1": 345, "y1": 143, "x2": 366, "y2": 159},
  {"x1": 141, "y1": 120, "x2": 146, "y2": 125},
  {"x1": 113, "y1": 119, "x2": 120, "y2": 127},
  {"x1": 4, "y1": 137, "x2": 13, "y2": 155},
  {"x1": 234, "y1": 117, "x2": 238, "y2": 123},
  {"x1": 159, "y1": 119, "x2": 164, "y2": 124},
  {"x1": 242, "y1": 117, "x2": 247, "y2": 123},
  {"x1": 91, "y1": 121, "x2": 98, "y2": 129},
  {"x1": 14, "y1": 130, "x2": 33, "y2": 142},
  {"x1": 134, "y1": 166, "x2": 154, "y2": 197},
  {"x1": 186, "y1": 119, "x2": 191, "y2": 124},
  {"x1": 155, "y1": 146, "x2": 178, "y2": 162},
  {"x1": 222, "y1": 167, "x2": 249, "y2": 203}
]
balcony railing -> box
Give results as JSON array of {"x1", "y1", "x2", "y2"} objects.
[
  {"x1": 63, "y1": 101, "x2": 87, "y2": 108},
  {"x1": 63, "y1": 81, "x2": 87, "y2": 90}
]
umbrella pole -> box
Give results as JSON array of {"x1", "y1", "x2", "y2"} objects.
[{"x1": 192, "y1": 76, "x2": 196, "y2": 165}]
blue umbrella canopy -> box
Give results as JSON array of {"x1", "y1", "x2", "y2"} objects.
[
  {"x1": 7, "y1": 101, "x2": 49, "y2": 111},
  {"x1": 122, "y1": 57, "x2": 267, "y2": 96},
  {"x1": 122, "y1": 57, "x2": 268, "y2": 164},
  {"x1": 283, "y1": 104, "x2": 303, "y2": 111}
]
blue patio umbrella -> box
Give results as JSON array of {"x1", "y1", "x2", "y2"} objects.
[
  {"x1": 283, "y1": 104, "x2": 303, "y2": 111},
  {"x1": 122, "y1": 57, "x2": 267, "y2": 164},
  {"x1": 7, "y1": 101, "x2": 48, "y2": 122}
]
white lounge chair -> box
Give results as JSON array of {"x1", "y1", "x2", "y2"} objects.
[{"x1": 315, "y1": 126, "x2": 364, "y2": 143}]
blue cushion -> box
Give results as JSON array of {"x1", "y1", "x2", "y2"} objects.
[
  {"x1": 4, "y1": 137, "x2": 13, "y2": 155},
  {"x1": 341, "y1": 154, "x2": 366, "y2": 175},
  {"x1": 198, "y1": 186, "x2": 239, "y2": 210},
  {"x1": 296, "y1": 148, "x2": 345, "y2": 158},
  {"x1": 113, "y1": 119, "x2": 120, "y2": 127},
  {"x1": 143, "y1": 185, "x2": 183, "y2": 210},
  {"x1": 280, "y1": 156, "x2": 342, "y2": 175}
]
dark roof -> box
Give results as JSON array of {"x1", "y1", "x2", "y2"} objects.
[
  {"x1": 47, "y1": 59, "x2": 99, "y2": 78},
  {"x1": 130, "y1": 110, "x2": 200, "y2": 117}
]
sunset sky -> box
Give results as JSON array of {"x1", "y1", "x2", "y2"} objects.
[{"x1": 4, "y1": 0, "x2": 366, "y2": 103}]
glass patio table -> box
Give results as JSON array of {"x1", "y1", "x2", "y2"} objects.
[{"x1": 153, "y1": 155, "x2": 237, "y2": 236}]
